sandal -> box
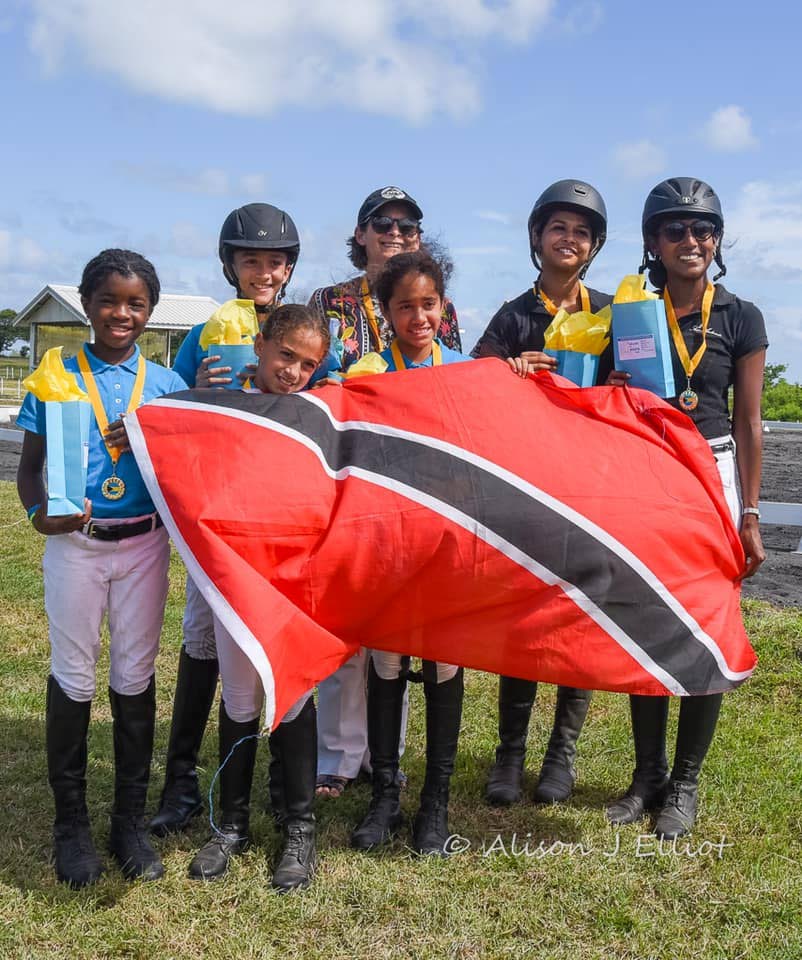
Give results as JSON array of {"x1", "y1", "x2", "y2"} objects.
[{"x1": 315, "y1": 775, "x2": 351, "y2": 799}]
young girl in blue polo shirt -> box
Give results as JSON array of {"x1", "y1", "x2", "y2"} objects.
[
  {"x1": 17, "y1": 249, "x2": 186, "y2": 888},
  {"x1": 345, "y1": 251, "x2": 470, "y2": 856}
]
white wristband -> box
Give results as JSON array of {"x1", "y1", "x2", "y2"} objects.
[{"x1": 742, "y1": 507, "x2": 760, "y2": 519}]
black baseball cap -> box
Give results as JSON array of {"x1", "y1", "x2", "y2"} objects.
[{"x1": 357, "y1": 186, "x2": 423, "y2": 225}]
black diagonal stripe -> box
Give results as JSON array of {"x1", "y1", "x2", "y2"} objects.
[{"x1": 172, "y1": 389, "x2": 733, "y2": 694}]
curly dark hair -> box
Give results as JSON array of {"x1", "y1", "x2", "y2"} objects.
[
  {"x1": 259, "y1": 303, "x2": 331, "y2": 354},
  {"x1": 78, "y1": 249, "x2": 160, "y2": 311},
  {"x1": 375, "y1": 251, "x2": 445, "y2": 311}
]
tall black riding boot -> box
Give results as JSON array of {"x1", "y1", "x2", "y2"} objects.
[
  {"x1": 655, "y1": 693, "x2": 723, "y2": 840},
  {"x1": 351, "y1": 661, "x2": 406, "y2": 851},
  {"x1": 108, "y1": 677, "x2": 164, "y2": 880},
  {"x1": 532, "y1": 686, "x2": 592, "y2": 804},
  {"x1": 606, "y1": 695, "x2": 670, "y2": 825},
  {"x1": 412, "y1": 666, "x2": 464, "y2": 857},
  {"x1": 188, "y1": 701, "x2": 259, "y2": 880},
  {"x1": 485, "y1": 675, "x2": 536, "y2": 806},
  {"x1": 46, "y1": 676, "x2": 105, "y2": 888},
  {"x1": 269, "y1": 697, "x2": 317, "y2": 892},
  {"x1": 150, "y1": 648, "x2": 219, "y2": 837}
]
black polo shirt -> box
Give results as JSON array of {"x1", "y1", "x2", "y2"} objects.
[
  {"x1": 665, "y1": 284, "x2": 768, "y2": 439},
  {"x1": 471, "y1": 285, "x2": 615, "y2": 384}
]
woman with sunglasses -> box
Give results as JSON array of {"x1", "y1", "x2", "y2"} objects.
[
  {"x1": 606, "y1": 177, "x2": 767, "y2": 839},
  {"x1": 474, "y1": 180, "x2": 613, "y2": 810},
  {"x1": 308, "y1": 186, "x2": 461, "y2": 799}
]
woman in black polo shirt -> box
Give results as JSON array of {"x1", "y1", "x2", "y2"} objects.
[
  {"x1": 606, "y1": 177, "x2": 767, "y2": 839},
  {"x1": 474, "y1": 179, "x2": 613, "y2": 808}
]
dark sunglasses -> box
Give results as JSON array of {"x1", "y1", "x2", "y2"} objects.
[
  {"x1": 368, "y1": 216, "x2": 421, "y2": 237},
  {"x1": 659, "y1": 220, "x2": 718, "y2": 243}
]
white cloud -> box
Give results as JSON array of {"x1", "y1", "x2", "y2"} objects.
[
  {"x1": 0, "y1": 231, "x2": 48, "y2": 271},
  {"x1": 704, "y1": 105, "x2": 757, "y2": 153},
  {"x1": 554, "y1": 0, "x2": 604, "y2": 34},
  {"x1": 121, "y1": 164, "x2": 267, "y2": 198},
  {"x1": 475, "y1": 210, "x2": 513, "y2": 225},
  {"x1": 170, "y1": 222, "x2": 214, "y2": 260},
  {"x1": 611, "y1": 139, "x2": 667, "y2": 180},
  {"x1": 726, "y1": 180, "x2": 802, "y2": 273},
  {"x1": 28, "y1": 0, "x2": 553, "y2": 122}
]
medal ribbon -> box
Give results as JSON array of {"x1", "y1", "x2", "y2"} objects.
[
  {"x1": 77, "y1": 348, "x2": 146, "y2": 464},
  {"x1": 663, "y1": 282, "x2": 715, "y2": 385},
  {"x1": 534, "y1": 281, "x2": 590, "y2": 316},
  {"x1": 390, "y1": 339, "x2": 442, "y2": 371},
  {"x1": 361, "y1": 276, "x2": 384, "y2": 350}
]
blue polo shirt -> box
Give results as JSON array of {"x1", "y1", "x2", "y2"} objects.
[
  {"x1": 172, "y1": 323, "x2": 205, "y2": 387},
  {"x1": 18, "y1": 344, "x2": 187, "y2": 519}
]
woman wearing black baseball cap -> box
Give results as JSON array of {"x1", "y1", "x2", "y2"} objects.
[{"x1": 309, "y1": 186, "x2": 462, "y2": 799}]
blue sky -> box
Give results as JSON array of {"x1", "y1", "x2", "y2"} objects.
[{"x1": 1, "y1": 0, "x2": 801, "y2": 380}]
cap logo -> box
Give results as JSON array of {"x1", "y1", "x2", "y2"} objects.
[
  {"x1": 572, "y1": 185, "x2": 588, "y2": 196},
  {"x1": 257, "y1": 229, "x2": 268, "y2": 237},
  {"x1": 381, "y1": 187, "x2": 406, "y2": 200},
  {"x1": 680, "y1": 196, "x2": 694, "y2": 204}
]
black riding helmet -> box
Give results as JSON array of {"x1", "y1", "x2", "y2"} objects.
[
  {"x1": 218, "y1": 203, "x2": 301, "y2": 304},
  {"x1": 640, "y1": 178, "x2": 726, "y2": 282},
  {"x1": 528, "y1": 180, "x2": 607, "y2": 276}
]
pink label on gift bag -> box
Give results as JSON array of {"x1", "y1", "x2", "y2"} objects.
[{"x1": 617, "y1": 336, "x2": 657, "y2": 361}]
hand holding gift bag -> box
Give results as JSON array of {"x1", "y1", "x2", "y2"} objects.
[
  {"x1": 22, "y1": 347, "x2": 91, "y2": 516},
  {"x1": 611, "y1": 274, "x2": 675, "y2": 397},
  {"x1": 543, "y1": 305, "x2": 611, "y2": 387},
  {"x1": 199, "y1": 299, "x2": 259, "y2": 389}
]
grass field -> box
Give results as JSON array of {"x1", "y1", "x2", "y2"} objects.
[{"x1": 0, "y1": 482, "x2": 800, "y2": 960}]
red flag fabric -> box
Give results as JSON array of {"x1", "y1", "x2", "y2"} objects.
[{"x1": 127, "y1": 359, "x2": 755, "y2": 728}]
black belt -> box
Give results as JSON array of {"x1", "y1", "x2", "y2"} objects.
[
  {"x1": 710, "y1": 439, "x2": 734, "y2": 455},
  {"x1": 82, "y1": 515, "x2": 164, "y2": 541}
]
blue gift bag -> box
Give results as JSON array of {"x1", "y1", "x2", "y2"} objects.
[
  {"x1": 209, "y1": 344, "x2": 258, "y2": 389},
  {"x1": 545, "y1": 349, "x2": 599, "y2": 388},
  {"x1": 611, "y1": 300, "x2": 676, "y2": 398},
  {"x1": 45, "y1": 400, "x2": 91, "y2": 516}
]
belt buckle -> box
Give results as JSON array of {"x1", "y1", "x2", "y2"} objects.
[{"x1": 83, "y1": 520, "x2": 98, "y2": 539}]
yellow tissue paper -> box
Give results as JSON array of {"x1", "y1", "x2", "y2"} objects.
[
  {"x1": 613, "y1": 274, "x2": 659, "y2": 304},
  {"x1": 22, "y1": 347, "x2": 89, "y2": 402},
  {"x1": 199, "y1": 299, "x2": 259, "y2": 348},
  {"x1": 543, "y1": 306, "x2": 611, "y2": 356},
  {"x1": 344, "y1": 352, "x2": 390, "y2": 379}
]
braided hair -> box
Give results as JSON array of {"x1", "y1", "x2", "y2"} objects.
[
  {"x1": 78, "y1": 249, "x2": 161, "y2": 311},
  {"x1": 259, "y1": 303, "x2": 331, "y2": 354}
]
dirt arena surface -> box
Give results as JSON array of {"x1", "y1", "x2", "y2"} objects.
[{"x1": 1, "y1": 429, "x2": 799, "y2": 607}]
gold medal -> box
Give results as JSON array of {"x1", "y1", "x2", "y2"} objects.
[
  {"x1": 101, "y1": 474, "x2": 126, "y2": 500},
  {"x1": 679, "y1": 386, "x2": 699, "y2": 412},
  {"x1": 77, "y1": 349, "x2": 146, "y2": 503},
  {"x1": 664, "y1": 283, "x2": 714, "y2": 415}
]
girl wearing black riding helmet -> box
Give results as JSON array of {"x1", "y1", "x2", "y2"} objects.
[
  {"x1": 606, "y1": 177, "x2": 767, "y2": 839},
  {"x1": 308, "y1": 186, "x2": 461, "y2": 800},
  {"x1": 150, "y1": 203, "x2": 302, "y2": 839},
  {"x1": 474, "y1": 179, "x2": 614, "y2": 809}
]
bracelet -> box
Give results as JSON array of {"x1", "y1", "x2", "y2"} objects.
[
  {"x1": 742, "y1": 507, "x2": 760, "y2": 519},
  {"x1": 26, "y1": 503, "x2": 41, "y2": 522}
]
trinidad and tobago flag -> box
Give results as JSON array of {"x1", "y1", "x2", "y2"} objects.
[{"x1": 126, "y1": 359, "x2": 755, "y2": 728}]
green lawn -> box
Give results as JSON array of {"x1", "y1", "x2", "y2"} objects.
[{"x1": 0, "y1": 482, "x2": 800, "y2": 959}]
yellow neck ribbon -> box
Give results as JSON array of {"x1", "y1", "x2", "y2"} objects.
[
  {"x1": 535, "y1": 281, "x2": 590, "y2": 317},
  {"x1": 390, "y1": 339, "x2": 442, "y2": 371},
  {"x1": 663, "y1": 282, "x2": 715, "y2": 385},
  {"x1": 77, "y1": 349, "x2": 146, "y2": 464}
]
